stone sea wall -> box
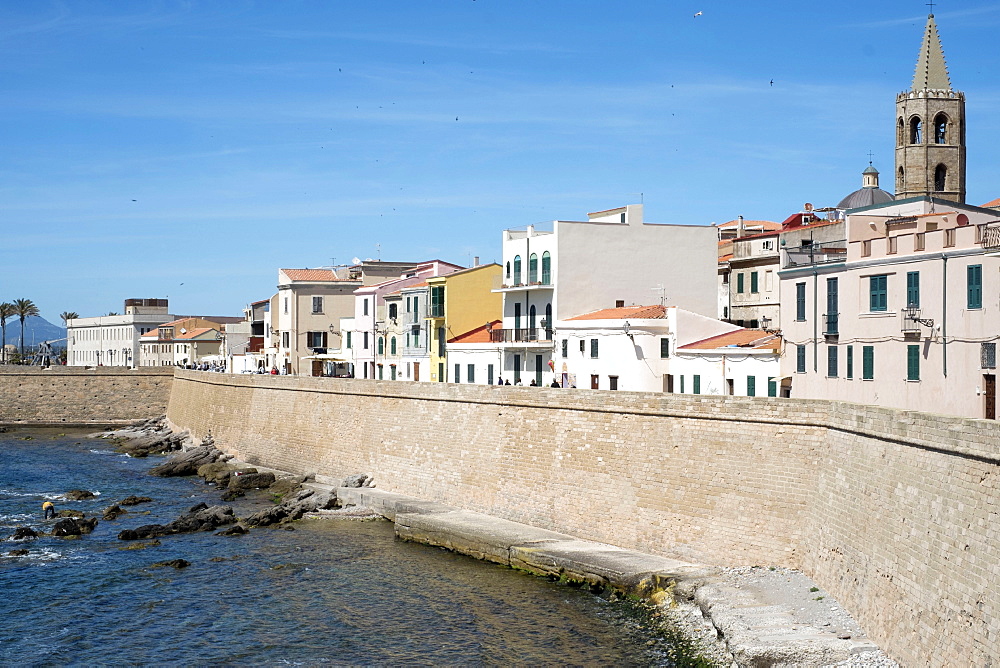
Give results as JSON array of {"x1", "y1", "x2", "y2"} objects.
[
  {"x1": 165, "y1": 370, "x2": 998, "y2": 666},
  {"x1": 0, "y1": 366, "x2": 174, "y2": 425}
]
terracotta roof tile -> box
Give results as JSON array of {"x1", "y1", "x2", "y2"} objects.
[
  {"x1": 175, "y1": 328, "x2": 217, "y2": 340},
  {"x1": 281, "y1": 269, "x2": 346, "y2": 282},
  {"x1": 449, "y1": 320, "x2": 502, "y2": 344},
  {"x1": 679, "y1": 329, "x2": 780, "y2": 351},
  {"x1": 981, "y1": 197, "x2": 1000, "y2": 208},
  {"x1": 567, "y1": 305, "x2": 667, "y2": 321},
  {"x1": 715, "y1": 219, "x2": 781, "y2": 230}
]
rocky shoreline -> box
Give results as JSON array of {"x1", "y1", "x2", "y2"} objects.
[{"x1": 55, "y1": 418, "x2": 898, "y2": 667}]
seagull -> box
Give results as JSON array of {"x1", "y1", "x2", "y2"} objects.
[
  {"x1": 770, "y1": 79, "x2": 774, "y2": 86},
  {"x1": 694, "y1": 11, "x2": 703, "y2": 17}
]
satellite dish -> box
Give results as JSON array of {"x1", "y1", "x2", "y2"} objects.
[
  {"x1": 180, "y1": 328, "x2": 187, "y2": 334},
  {"x1": 351, "y1": 257, "x2": 361, "y2": 265}
]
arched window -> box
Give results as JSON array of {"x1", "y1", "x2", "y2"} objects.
[
  {"x1": 378, "y1": 337, "x2": 384, "y2": 354},
  {"x1": 390, "y1": 336, "x2": 397, "y2": 355},
  {"x1": 934, "y1": 113, "x2": 948, "y2": 144},
  {"x1": 528, "y1": 253, "x2": 538, "y2": 283},
  {"x1": 544, "y1": 303, "x2": 552, "y2": 336},
  {"x1": 935, "y1": 164, "x2": 947, "y2": 192},
  {"x1": 513, "y1": 255, "x2": 522, "y2": 284},
  {"x1": 541, "y1": 252, "x2": 551, "y2": 284},
  {"x1": 529, "y1": 304, "x2": 537, "y2": 330},
  {"x1": 897, "y1": 117, "x2": 905, "y2": 146},
  {"x1": 897, "y1": 166, "x2": 905, "y2": 192},
  {"x1": 910, "y1": 117, "x2": 922, "y2": 144},
  {"x1": 505, "y1": 261, "x2": 510, "y2": 279}
]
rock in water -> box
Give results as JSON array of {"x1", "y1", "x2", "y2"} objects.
[
  {"x1": 10, "y1": 527, "x2": 38, "y2": 540},
  {"x1": 52, "y1": 517, "x2": 99, "y2": 537},
  {"x1": 217, "y1": 524, "x2": 248, "y2": 536},
  {"x1": 117, "y1": 505, "x2": 236, "y2": 540},
  {"x1": 65, "y1": 489, "x2": 96, "y2": 501},
  {"x1": 119, "y1": 496, "x2": 153, "y2": 506},
  {"x1": 228, "y1": 472, "x2": 276, "y2": 492},
  {"x1": 150, "y1": 559, "x2": 190, "y2": 569},
  {"x1": 103, "y1": 505, "x2": 126, "y2": 521},
  {"x1": 148, "y1": 445, "x2": 224, "y2": 477}
]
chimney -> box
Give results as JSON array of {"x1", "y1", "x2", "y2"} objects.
[{"x1": 473, "y1": 256, "x2": 479, "y2": 267}]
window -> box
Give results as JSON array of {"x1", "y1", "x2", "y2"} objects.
[
  {"x1": 467, "y1": 364, "x2": 475, "y2": 383},
  {"x1": 869, "y1": 275, "x2": 888, "y2": 312},
  {"x1": 982, "y1": 343, "x2": 997, "y2": 369},
  {"x1": 455, "y1": 363, "x2": 461, "y2": 383},
  {"x1": 693, "y1": 375, "x2": 701, "y2": 394},
  {"x1": 412, "y1": 327, "x2": 420, "y2": 349},
  {"x1": 346, "y1": 332, "x2": 352, "y2": 349},
  {"x1": 796, "y1": 283, "x2": 806, "y2": 321},
  {"x1": 897, "y1": 117, "x2": 904, "y2": 145},
  {"x1": 541, "y1": 252, "x2": 551, "y2": 284},
  {"x1": 750, "y1": 272, "x2": 759, "y2": 293},
  {"x1": 388, "y1": 303, "x2": 398, "y2": 320},
  {"x1": 944, "y1": 228, "x2": 956, "y2": 248},
  {"x1": 680, "y1": 376, "x2": 685, "y2": 393},
  {"x1": 660, "y1": 338, "x2": 670, "y2": 358},
  {"x1": 590, "y1": 339, "x2": 598, "y2": 358},
  {"x1": 430, "y1": 286, "x2": 445, "y2": 317},
  {"x1": 514, "y1": 303, "x2": 521, "y2": 331},
  {"x1": 934, "y1": 164, "x2": 947, "y2": 192},
  {"x1": 910, "y1": 117, "x2": 922, "y2": 144},
  {"x1": 935, "y1": 113, "x2": 948, "y2": 143},
  {"x1": 528, "y1": 253, "x2": 538, "y2": 283},
  {"x1": 862, "y1": 346, "x2": 874, "y2": 380},
  {"x1": 747, "y1": 376, "x2": 756, "y2": 397},
  {"x1": 390, "y1": 365, "x2": 396, "y2": 380},
  {"x1": 437, "y1": 327, "x2": 446, "y2": 357},
  {"x1": 762, "y1": 240, "x2": 774, "y2": 251},
  {"x1": 513, "y1": 255, "x2": 522, "y2": 284},
  {"x1": 406, "y1": 297, "x2": 411, "y2": 313},
  {"x1": 827, "y1": 345, "x2": 838, "y2": 378},
  {"x1": 887, "y1": 237, "x2": 898, "y2": 254},
  {"x1": 846, "y1": 345, "x2": 854, "y2": 379},
  {"x1": 915, "y1": 233, "x2": 925, "y2": 251},
  {"x1": 488, "y1": 364, "x2": 494, "y2": 385},
  {"x1": 767, "y1": 377, "x2": 777, "y2": 397},
  {"x1": 378, "y1": 365, "x2": 383, "y2": 380},
  {"x1": 737, "y1": 273, "x2": 745, "y2": 294},
  {"x1": 412, "y1": 296, "x2": 418, "y2": 315},
  {"x1": 505, "y1": 262, "x2": 510, "y2": 279},
  {"x1": 312, "y1": 296, "x2": 323, "y2": 314},
  {"x1": 281, "y1": 331, "x2": 289, "y2": 348},
  {"x1": 438, "y1": 362, "x2": 444, "y2": 382},
  {"x1": 562, "y1": 339, "x2": 568, "y2": 358},
  {"x1": 862, "y1": 240, "x2": 872, "y2": 258},
  {"x1": 579, "y1": 339, "x2": 585, "y2": 353},
  {"x1": 906, "y1": 271, "x2": 920, "y2": 308},
  {"x1": 968, "y1": 264, "x2": 983, "y2": 309},
  {"x1": 363, "y1": 332, "x2": 369, "y2": 349},
  {"x1": 765, "y1": 270, "x2": 773, "y2": 292},
  {"x1": 609, "y1": 376, "x2": 618, "y2": 391},
  {"x1": 307, "y1": 331, "x2": 327, "y2": 348},
  {"x1": 390, "y1": 337, "x2": 397, "y2": 355},
  {"x1": 378, "y1": 337, "x2": 384, "y2": 354},
  {"x1": 284, "y1": 297, "x2": 289, "y2": 314},
  {"x1": 826, "y1": 277, "x2": 838, "y2": 335},
  {"x1": 907, "y1": 344, "x2": 920, "y2": 381},
  {"x1": 796, "y1": 344, "x2": 806, "y2": 373},
  {"x1": 363, "y1": 299, "x2": 369, "y2": 316}
]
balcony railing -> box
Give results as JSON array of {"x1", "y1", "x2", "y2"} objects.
[
  {"x1": 489, "y1": 328, "x2": 553, "y2": 344},
  {"x1": 980, "y1": 224, "x2": 1000, "y2": 251},
  {"x1": 428, "y1": 305, "x2": 445, "y2": 318},
  {"x1": 499, "y1": 280, "x2": 553, "y2": 290},
  {"x1": 782, "y1": 241, "x2": 847, "y2": 269},
  {"x1": 823, "y1": 313, "x2": 839, "y2": 336}
]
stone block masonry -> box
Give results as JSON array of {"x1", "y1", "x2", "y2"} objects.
[
  {"x1": 0, "y1": 366, "x2": 174, "y2": 425},
  {"x1": 68, "y1": 370, "x2": 1000, "y2": 664}
]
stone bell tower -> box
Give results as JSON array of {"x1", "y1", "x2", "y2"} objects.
[{"x1": 894, "y1": 13, "x2": 966, "y2": 203}]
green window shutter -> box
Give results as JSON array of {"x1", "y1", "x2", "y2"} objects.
[
  {"x1": 907, "y1": 344, "x2": 920, "y2": 381},
  {"x1": 846, "y1": 345, "x2": 853, "y2": 379},
  {"x1": 455, "y1": 363, "x2": 461, "y2": 383},
  {"x1": 346, "y1": 332, "x2": 352, "y2": 348},
  {"x1": 562, "y1": 339, "x2": 568, "y2": 357},
  {"x1": 747, "y1": 376, "x2": 756, "y2": 396},
  {"x1": 680, "y1": 376, "x2": 685, "y2": 393},
  {"x1": 541, "y1": 252, "x2": 551, "y2": 284},
  {"x1": 750, "y1": 272, "x2": 758, "y2": 293},
  {"x1": 467, "y1": 364, "x2": 474, "y2": 383},
  {"x1": 660, "y1": 338, "x2": 670, "y2": 358},
  {"x1": 906, "y1": 271, "x2": 920, "y2": 308},
  {"x1": 796, "y1": 344, "x2": 806, "y2": 373},
  {"x1": 590, "y1": 339, "x2": 598, "y2": 358},
  {"x1": 870, "y1": 275, "x2": 887, "y2": 312},
  {"x1": 968, "y1": 264, "x2": 983, "y2": 309},
  {"x1": 390, "y1": 337, "x2": 396, "y2": 355},
  {"x1": 796, "y1": 283, "x2": 806, "y2": 321},
  {"x1": 693, "y1": 375, "x2": 701, "y2": 394},
  {"x1": 737, "y1": 273, "x2": 745, "y2": 294},
  {"x1": 827, "y1": 345, "x2": 838, "y2": 377},
  {"x1": 863, "y1": 345, "x2": 874, "y2": 380},
  {"x1": 767, "y1": 377, "x2": 777, "y2": 397},
  {"x1": 378, "y1": 337, "x2": 384, "y2": 354}
]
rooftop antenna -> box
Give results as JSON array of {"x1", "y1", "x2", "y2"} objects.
[
  {"x1": 376, "y1": 243, "x2": 381, "y2": 261},
  {"x1": 628, "y1": 192, "x2": 644, "y2": 204},
  {"x1": 652, "y1": 284, "x2": 668, "y2": 307}
]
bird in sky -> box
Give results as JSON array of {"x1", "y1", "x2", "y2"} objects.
[
  {"x1": 694, "y1": 11, "x2": 703, "y2": 17},
  {"x1": 770, "y1": 79, "x2": 774, "y2": 86}
]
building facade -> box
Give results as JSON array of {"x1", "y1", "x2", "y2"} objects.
[{"x1": 67, "y1": 298, "x2": 173, "y2": 367}]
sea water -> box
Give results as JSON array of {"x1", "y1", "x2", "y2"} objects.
[{"x1": 0, "y1": 430, "x2": 697, "y2": 666}]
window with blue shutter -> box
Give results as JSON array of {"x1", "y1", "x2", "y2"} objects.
[
  {"x1": 870, "y1": 275, "x2": 888, "y2": 312},
  {"x1": 747, "y1": 376, "x2": 756, "y2": 396},
  {"x1": 660, "y1": 338, "x2": 670, "y2": 358},
  {"x1": 906, "y1": 271, "x2": 920, "y2": 308},
  {"x1": 862, "y1": 346, "x2": 874, "y2": 380},
  {"x1": 968, "y1": 264, "x2": 983, "y2": 309},
  {"x1": 827, "y1": 345, "x2": 838, "y2": 378},
  {"x1": 846, "y1": 345, "x2": 853, "y2": 379},
  {"x1": 826, "y1": 277, "x2": 839, "y2": 334},
  {"x1": 907, "y1": 344, "x2": 920, "y2": 381},
  {"x1": 796, "y1": 282, "x2": 806, "y2": 321},
  {"x1": 767, "y1": 377, "x2": 777, "y2": 397},
  {"x1": 737, "y1": 273, "x2": 745, "y2": 294},
  {"x1": 693, "y1": 375, "x2": 701, "y2": 394},
  {"x1": 750, "y1": 272, "x2": 759, "y2": 293},
  {"x1": 796, "y1": 344, "x2": 806, "y2": 373}
]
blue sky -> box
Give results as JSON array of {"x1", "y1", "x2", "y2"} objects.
[{"x1": 3, "y1": 1, "x2": 1000, "y2": 321}]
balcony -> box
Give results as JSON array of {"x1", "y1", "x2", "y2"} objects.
[
  {"x1": 823, "y1": 313, "x2": 839, "y2": 336},
  {"x1": 427, "y1": 305, "x2": 445, "y2": 318},
  {"x1": 782, "y1": 241, "x2": 847, "y2": 269},
  {"x1": 901, "y1": 306, "x2": 933, "y2": 335},
  {"x1": 980, "y1": 223, "x2": 1000, "y2": 253},
  {"x1": 489, "y1": 328, "x2": 553, "y2": 344},
  {"x1": 493, "y1": 280, "x2": 553, "y2": 293}
]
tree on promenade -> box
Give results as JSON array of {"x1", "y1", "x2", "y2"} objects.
[
  {"x1": 0, "y1": 302, "x2": 13, "y2": 363},
  {"x1": 13, "y1": 298, "x2": 39, "y2": 358}
]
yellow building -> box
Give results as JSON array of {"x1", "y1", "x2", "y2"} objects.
[{"x1": 426, "y1": 263, "x2": 502, "y2": 382}]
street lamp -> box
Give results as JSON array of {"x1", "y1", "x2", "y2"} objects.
[
  {"x1": 95, "y1": 350, "x2": 102, "y2": 366},
  {"x1": 122, "y1": 347, "x2": 131, "y2": 367},
  {"x1": 107, "y1": 349, "x2": 116, "y2": 366}
]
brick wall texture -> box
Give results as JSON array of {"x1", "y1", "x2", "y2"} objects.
[
  {"x1": 0, "y1": 367, "x2": 174, "y2": 424},
  {"x1": 17, "y1": 368, "x2": 991, "y2": 665}
]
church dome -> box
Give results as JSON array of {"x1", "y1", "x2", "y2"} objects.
[{"x1": 838, "y1": 164, "x2": 895, "y2": 209}]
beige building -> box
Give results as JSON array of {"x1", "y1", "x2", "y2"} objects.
[{"x1": 67, "y1": 298, "x2": 173, "y2": 367}]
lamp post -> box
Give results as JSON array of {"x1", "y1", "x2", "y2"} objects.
[
  {"x1": 122, "y1": 347, "x2": 131, "y2": 368},
  {"x1": 95, "y1": 350, "x2": 102, "y2": 366},
  {"x1": 107, "y1": 349, "x2": 116, "y2": 366}
]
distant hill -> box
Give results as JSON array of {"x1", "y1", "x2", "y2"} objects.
[{"x1": 1, "y1": 315, "x2": 67, "y2": 350}]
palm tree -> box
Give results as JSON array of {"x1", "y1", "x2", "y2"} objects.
[
  {"x1": 0, "y1": 302, "x2": 13, "y2": 363},
  {"x1": 12, "y1": 298, "x2": 39, "y2": 358},
  {"x1": 59, "y1": 311, "x2": 79, "y2": 326}
]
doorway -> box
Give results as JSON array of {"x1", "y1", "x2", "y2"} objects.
[{"x1": 985, "y1": 374, "x2": 996, "y2": 420}]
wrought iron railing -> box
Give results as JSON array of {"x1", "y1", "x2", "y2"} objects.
[
  {"x1": 489, "y1": 328, "x2": 553, "y2": 344},
  {"x1": 782, "y1": 241, "x2": 848, "y2": 269},
  {"x1": 823, "y1": 313, "x2": 839, "y2": 336}
]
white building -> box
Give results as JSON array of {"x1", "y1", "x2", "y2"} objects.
[
  {"x1": 555, "y1": 305, "x2": 742, "y2": 391},
  {"x1": 67, "y1": 298, "x2": 173, "y2": 367},
  {"x1": 446, "y1": 320, "x2": 503, "y2": 385},
  {"x1": 494, "y1": 204, "x2": 718, "y2": 387},
  {"x1": 672, "y1": 329, "x2": 782, "y2": 397}
]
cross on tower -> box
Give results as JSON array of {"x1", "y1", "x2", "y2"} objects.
[
  {"x1": 867, "y1": 150, "x2": 875, "y2": 165},
  {"x1": 927, "y1": 1, "x2": 935, "y2": 14}
]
